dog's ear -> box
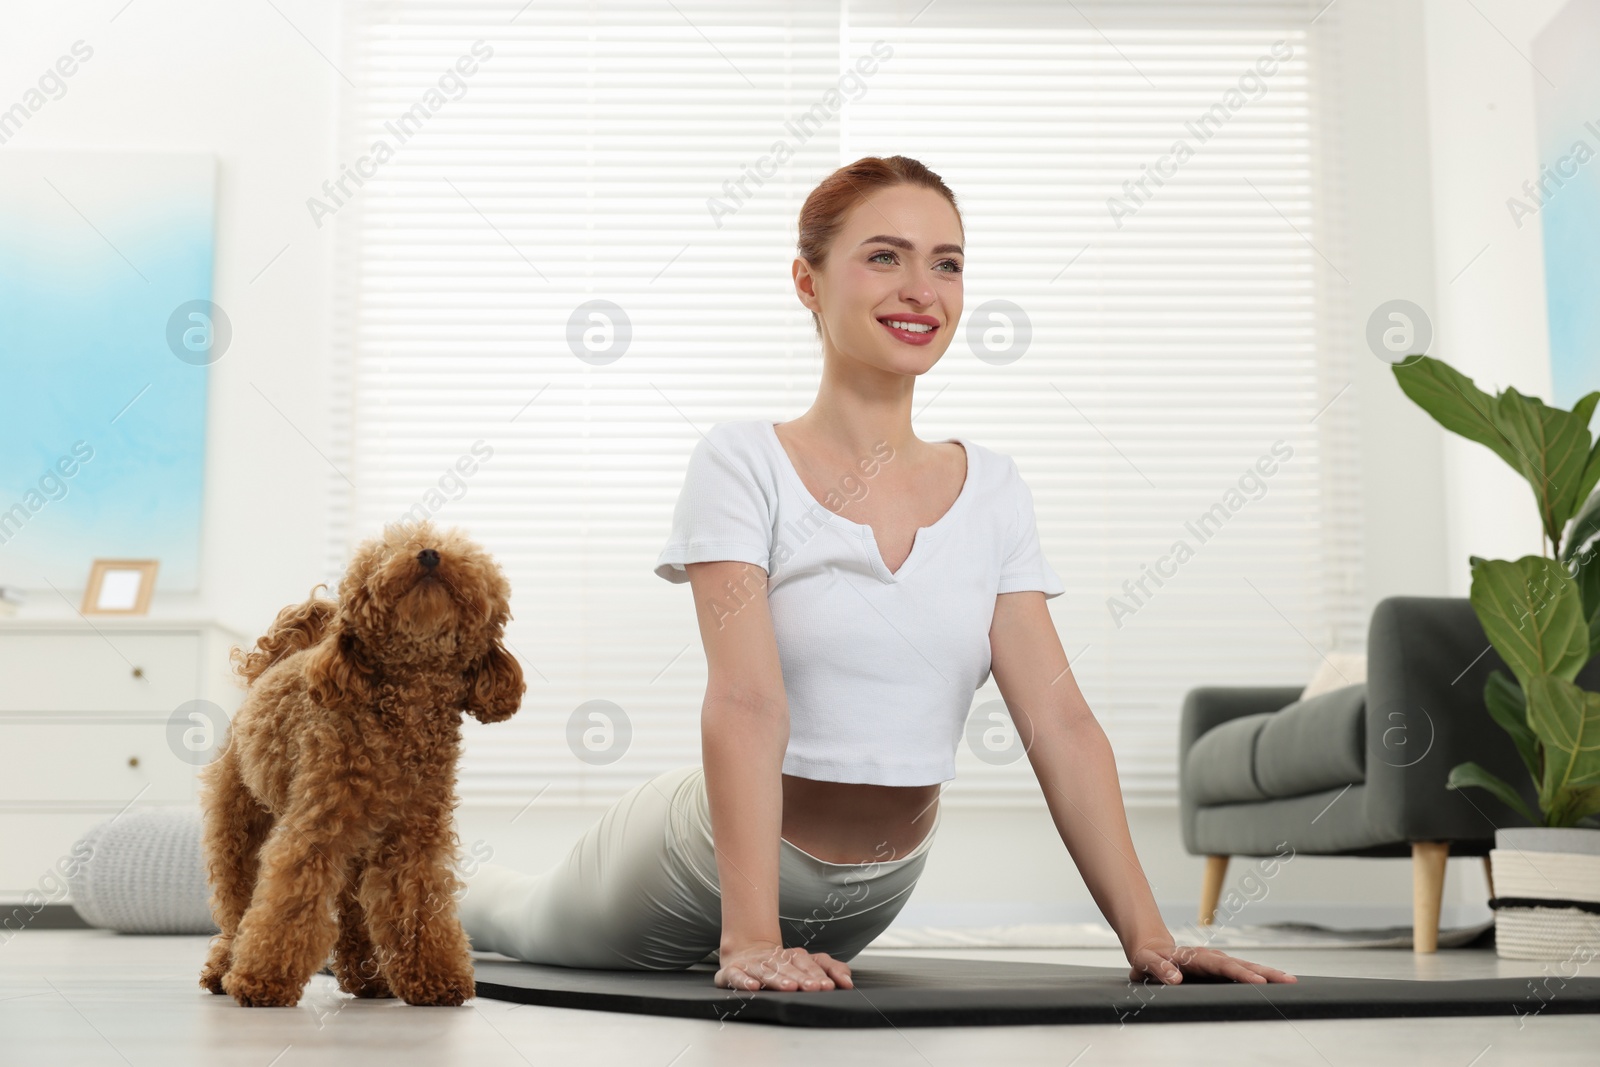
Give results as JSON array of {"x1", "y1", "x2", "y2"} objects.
[
  {"x1": 464, "y1": 633, "x2": 524, "y2": 723},
  {"x1": 305, "y1": 621, "x2": 375, "y2": 713}
]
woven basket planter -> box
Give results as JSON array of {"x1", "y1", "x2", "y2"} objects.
[{"x1": 1489, "y1": 827, "x2": 1600, "y2": 960}]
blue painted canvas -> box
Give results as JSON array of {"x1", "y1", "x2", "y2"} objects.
[
  {"x1": 1532, "y1": 3, "x2": 1600, "y2": 411},
  {"x1": 0, "y1": 152, "x2": 215, "y2": 593}
]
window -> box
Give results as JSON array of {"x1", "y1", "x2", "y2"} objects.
[{"x1": 327, "y1": 0, "x2": 1362, "y2": 807}]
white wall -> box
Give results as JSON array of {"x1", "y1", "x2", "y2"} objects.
[
  {"x1": 1421, "y1": 0, "x2": 1570, "y2": 585},
  {"x1": 8, "y1": 0, "x2": 1560, "y2": 929}
]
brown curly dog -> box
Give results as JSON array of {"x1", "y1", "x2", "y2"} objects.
[{"x1": 198, "y1": 519, "x2": 525, "y2": 1008}]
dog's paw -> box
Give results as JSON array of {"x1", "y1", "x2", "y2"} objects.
[
  {"x1": 199, "y1": 964, "x2": 227, "y2": 995},
  {"x1": 397, "y1": 972, "x2": 474, "y2": 1007},
  {"x1": 336, "y1": 969, "x2": 396, "y2": 999},
  {"x1": 221, "y1": 969, "x2": 305, "y2": 1008},
  {"x1": 351, "y1": 982, "x2": 398, "y2": 1000},
  {"x1": 199, "y1": 945, "x2": 234, "y2": 995}
]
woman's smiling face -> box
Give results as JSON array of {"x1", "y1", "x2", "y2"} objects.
[{"x1": 795, "y1": 183, "x2": 964, "y2": 375}]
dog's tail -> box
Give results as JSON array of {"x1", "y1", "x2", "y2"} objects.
[{"x1": 228, "y1": 583, "x2": 338, "y2": 688}]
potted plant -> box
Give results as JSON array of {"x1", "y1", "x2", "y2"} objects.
[{"x1": 1393, "y1": 355, "x2": 1600, "y2": 959}]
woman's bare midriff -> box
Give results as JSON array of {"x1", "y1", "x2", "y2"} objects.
[{"x1": 779, "y1": 774, "x2": 941, "y2": 865}]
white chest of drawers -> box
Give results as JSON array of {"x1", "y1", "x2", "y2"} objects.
[{"x1": 0, "y1": 618, "x2": 248, "y2": 905}]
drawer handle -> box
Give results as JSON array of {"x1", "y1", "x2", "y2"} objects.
[
  {"x1": 131, "y1": 667, "x2": 145, "y2": 679},
  {"x1": 129, "y1": 756, "x2": 140, "y2": 768}
]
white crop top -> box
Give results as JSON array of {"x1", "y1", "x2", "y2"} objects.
[{"x1": 653, "y1": 419, "x2": 1065, "y2": 786}]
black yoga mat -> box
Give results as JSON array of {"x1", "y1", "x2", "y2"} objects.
[{"x1": 470, "y1": 951, "x2": 1600, "y2": 1028}]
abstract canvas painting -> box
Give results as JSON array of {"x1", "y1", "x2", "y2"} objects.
[
  {"x1": 1531, "y1": 2, "x2": 1600, "y2": 410},
  {"x1": 0, "y1": 152, "x2": 215, "y2": 593}
]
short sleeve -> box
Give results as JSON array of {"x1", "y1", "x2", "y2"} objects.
[
  {"x1": 996, "y1": 460, "x2": 1065, "y2": 599},
  {"x1": 653, "y1": 427, "x2": 773, "y2": 584}
]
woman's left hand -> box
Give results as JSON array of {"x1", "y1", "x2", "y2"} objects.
[{"x1": 1126, "y1": 938, "x2": 1299, "y2": 985}]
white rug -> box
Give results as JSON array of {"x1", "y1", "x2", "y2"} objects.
[{"x1": 869, "y1": 918, "x2": 1496, "y2": 950}]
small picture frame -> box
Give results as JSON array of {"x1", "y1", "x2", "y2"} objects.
[{"x1": 81, "y1": 559, "x2": 160, "y2": 616}]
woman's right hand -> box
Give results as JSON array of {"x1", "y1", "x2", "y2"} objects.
[{"x1": 713, "y1": 940, "x2": 853, "y2": 992}]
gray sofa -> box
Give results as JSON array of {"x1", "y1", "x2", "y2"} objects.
[{"x1": 1179, "y1": 595, "x2": 1600, "y2": 953}]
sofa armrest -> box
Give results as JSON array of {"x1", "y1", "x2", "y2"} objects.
[{"x1": 1178, "y1": 686, "x2": 1302, "y2": 854}]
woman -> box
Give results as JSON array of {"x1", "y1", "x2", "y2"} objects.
[{"x1": 459, "y1": 155, "x2": 1298, "y2": 993}]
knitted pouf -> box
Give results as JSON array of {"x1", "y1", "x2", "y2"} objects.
[{"x1": 67, "y1": 808, "x2": 219, "y2": 935}]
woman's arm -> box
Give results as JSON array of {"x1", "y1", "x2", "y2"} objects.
[
  {"x1": 987, "y1": 590, "x2": 1298, "y2": 985},
  {"x1": 684, "y1": 559, "x2": 852, "y2": 992}
]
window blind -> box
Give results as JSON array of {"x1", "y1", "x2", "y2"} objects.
[{"x1": 326, "y1": 0, "x2": 1363, "y2": 808}]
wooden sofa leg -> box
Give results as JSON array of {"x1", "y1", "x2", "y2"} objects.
[
  {"x1": 1198, "y1": 855, "x2": 1229, "y2": 925},
  {"x1": 1411, "y1": 841, "x2": 1449, "y2": 954}
]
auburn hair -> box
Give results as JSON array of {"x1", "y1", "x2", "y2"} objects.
[{"x1": 795, "y1": 155, "x2": 963, "y2": 339}]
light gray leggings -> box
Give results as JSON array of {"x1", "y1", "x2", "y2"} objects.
[{"x1": 457, "y1": 763, "x2": 940, "y2": 969}]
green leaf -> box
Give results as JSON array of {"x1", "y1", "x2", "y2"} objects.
[
  {"x1": 1576, "y1": 795, "x2": 1600, "y2": 825},
  {"x1": 1484, "y1": 669, "x2": 1539, "y2": 785},
  {"x1": 1564, "y1": 488, "x2": 1600, "y2": 563},
  {"x1": 1564, "y1": 491, "x2": 1600, "y2": 658},
  {"x1": 1489, "y1": 387, "x2": 1600, "y2": 549},
  {"x1": 1572, "y1": 548, "x2": 1600, "y2": 660},
  {"x1": 1392, "y1": 357, "x2": 1525, "y2": 471},
  {"x1": 1393, "y1": 354, "x2": 1600, "y2": 554},
  {"x1": 1470, "y1": 556, "x2": 1592, "y2": 689},
  {"x1": 1446, "y1": 761, "x2": 1540, "y2": 824},
  {"x1": 1549, "y1": 785, "x2": 1600, "y2": 828},
  {"x1": 1524, "y1": 676, "x2": 1600, "y2": 805},
  {"x1": 1569, "y1": 429, "x2": 1600, "y2": 543},
  {"x1": 1573, "y1": 390, "x2": 1600, "y2": 432}
]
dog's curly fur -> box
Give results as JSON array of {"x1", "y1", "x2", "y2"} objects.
[{"x1": 197, "y1": 519, "x2": 525, "y2": 1008}]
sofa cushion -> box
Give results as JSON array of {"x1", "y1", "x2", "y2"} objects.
[
  {"x1": 1185, "y1": 712, "x2": 1274, "y2": 805},
  {"x1": 1254, "y1": 683, "x2": 1366, "y2": 798},
  {"x1": 1185, "y1": 683, "x2": 1367, "y2": 806}
]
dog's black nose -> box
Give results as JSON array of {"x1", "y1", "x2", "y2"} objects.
[{"x1": 417, "y1": 548, "x2": 440, "y2": 569}]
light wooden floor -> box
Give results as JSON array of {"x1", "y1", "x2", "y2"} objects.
[{"x1": 3, "y1": 929, "x2": 1598, "y2": 1066}]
